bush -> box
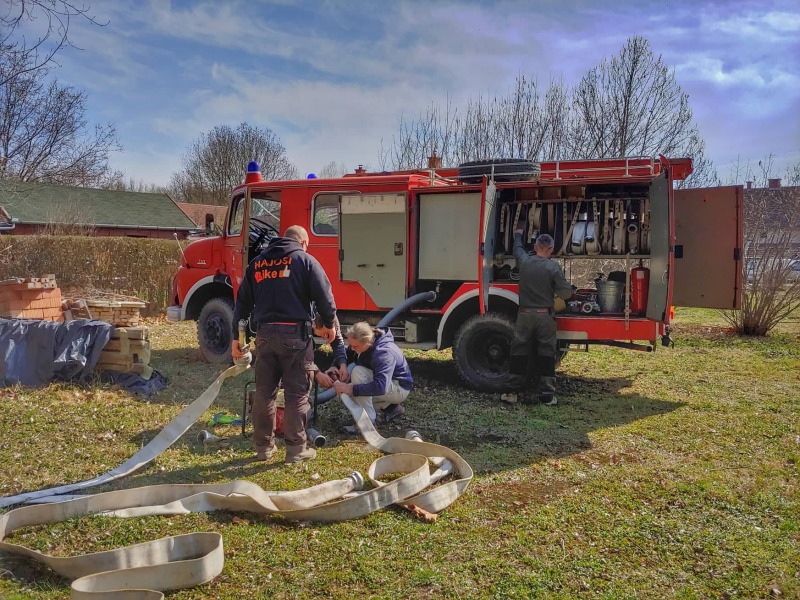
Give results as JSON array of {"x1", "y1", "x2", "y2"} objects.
[{"x1": 0, "y1": 235, "x2": 181, "y2": 314}]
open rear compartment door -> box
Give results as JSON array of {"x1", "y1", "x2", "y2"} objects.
[
  {"x1": 478, "y1": 179, "x2": 498, "y2": 314},
  {"x1": 646, "y1": 173, "x2": 671, "y2": 321},
  {"x1": 673, "y1": 186, "x2": 743, "y2": 309}
]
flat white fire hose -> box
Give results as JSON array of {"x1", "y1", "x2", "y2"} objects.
[{"x1": 0, "y1": 357, "x2": 472, "y2": 599}]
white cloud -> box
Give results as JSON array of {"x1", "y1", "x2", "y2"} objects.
[
  {"x1": 677, "y1": 55, "x2": 799, "y2": 90},
  {"x1": 26, "y1": 0, "x2": 799, "y2": 186},
  {"x1": 709, "y1": 10, "x2": 800, "y2": 39}
]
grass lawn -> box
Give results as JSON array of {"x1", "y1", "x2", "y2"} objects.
[{"x1": 1, "y1": 308, "x2": 798, "y2": 599}]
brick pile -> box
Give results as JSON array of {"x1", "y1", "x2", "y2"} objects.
[
  {"x1": 84, "y1": 299, "x2": 146, "y2": 327},
  {"x1": 98, "y1": 326, "x2": 153, "y2": 379},
  {"x1": 0, "y1": 275, "x2": 62, "y2": 321}
]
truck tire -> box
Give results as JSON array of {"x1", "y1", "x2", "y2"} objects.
[
  {"x1": 457, "y1": 159, "x2": 542, "y2": 184},
  {"x1": 454, "y1": 313, "x2": 569, "y2": 391},
  {"x1": 453, "y1": 313, "x2": 518, "y2": 391},
  {"x1": 197, "y1": 298, "x2": 234, "y2": 364}
]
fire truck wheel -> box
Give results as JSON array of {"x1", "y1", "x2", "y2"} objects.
[
  {"x1": 197, "y1": 297, "x2": 235, "y2": 364},
  {"x1": 457, "y1": 159, "x2": 541, "y2": 184},
  {"x1": 453, "y1": 313, "x2": 518, "y2": 392}
]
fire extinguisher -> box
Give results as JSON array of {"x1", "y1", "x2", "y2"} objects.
[{"x1": 630, "y1": 264, "x2": 650, "y2": 314}]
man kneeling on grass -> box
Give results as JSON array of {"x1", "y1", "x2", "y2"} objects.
[{"x1": 333, "y1": 321, "x2": 413, "y2": 434}]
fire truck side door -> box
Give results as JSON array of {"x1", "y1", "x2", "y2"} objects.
[
  {"x1": 224, "y1": 191, "x2": 250, "y2": 294},
  {"x1": 673, "y1": 186, "x2": 743, "y2": 309},
  {"x1": 647, "y1": 173, "x2": 670, "y2": 321},
  {"x1": 340, "y1": 193, "x2": 407, "y2": 309},
  {"x1": 478, "y1": 179, "x2": 498, "y2": 314}
]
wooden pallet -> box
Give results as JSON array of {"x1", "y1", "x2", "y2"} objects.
[{"x1": 97, "y1": 326, "x2": 153, "y2": 379}]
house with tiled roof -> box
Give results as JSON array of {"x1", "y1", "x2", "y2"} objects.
[
  {"x1": 0, "y1": 181, "x2": 197, "y2": 239},
  {"x1": 744, "y1": 181, "x2": 800, "y2": 259},
  {"x1": 175, "y1": 202, "x2": 228, "y2": 235}
]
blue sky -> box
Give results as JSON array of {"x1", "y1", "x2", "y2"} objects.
[{"x1": 19, "y1": 0, "x2": 800, "y2": 186}]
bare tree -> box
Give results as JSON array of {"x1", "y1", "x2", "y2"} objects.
[
  {"x1": 317, "y1": 161, "x2": 348, "y2": 178},
  {"x1": 383, "y1": 37, "x2": 715, "y2": 184},
  {"x1": 675, "y1": 133, "x2": 720, "y2": 189},
  {"x1": 571, "y1": 36, "x2": 690, "y2": 156},
  {"x1": 0, "y1": 60, "x2": 120, "y2": 186},
  {"x1": 570, "y1": 36, "x2": 716, "y2": 185},
  {"x1": 382, "y1": 77, "x2": 571, "y2": 170},
  {"x1": 723, "y1": 153, "x2": 800, "y2": 189},
  {"x1": 1, "y1": 1, "x2": 104, "y2": 86},
  {"x1": 785, "y1": 162, "x2": 800, "y2": 187},
  {"x1": 169, "y1": 123, "x2": 298, "y2": 205},
  {"x1": 380, "y1": 97, "x2": 461, "y2": 170}
]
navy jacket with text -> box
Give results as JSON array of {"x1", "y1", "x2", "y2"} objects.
[{"x1": 232, "y1": 237, "x2": 336, "y2": 335}]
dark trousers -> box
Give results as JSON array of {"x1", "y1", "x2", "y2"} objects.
[
  {"x1": 509, "y1": 309, "x2": 557, "y2": 399},
  {"x1": 253, "y1": 324, "x2": 313, "y2": 450}
]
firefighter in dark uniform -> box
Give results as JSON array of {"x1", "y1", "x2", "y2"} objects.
[
  {"x1": 231, "y1": 225, "x2": 336, "y2": 464},
  {"x1": 503, "y1": 229, "x2": 573, "y2": 405}
]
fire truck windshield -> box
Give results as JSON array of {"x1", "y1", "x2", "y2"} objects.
[{"x1": 250, "y1": 192, "x2": 281, "y2": 235}]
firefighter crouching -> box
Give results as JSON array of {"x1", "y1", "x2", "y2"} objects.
[{"x1": 231, "y1": 225, "x2": 336, "y2": 464}]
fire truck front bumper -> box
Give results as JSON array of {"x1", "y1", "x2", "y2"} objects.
[{"x1": 167, "y1": 306, "x2": 183, "y2": 322}]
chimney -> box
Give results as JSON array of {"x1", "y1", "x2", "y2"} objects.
[
  {"x1": 768, "y1": 178, "x2": 781, "y2": 188},
  {"x1": 427, "y1": 152, "x2": 442, "y2": 169},
  {"x1": 354, "y1": 165, "x2": 367, "y2": 175},
  {"x1": 746, "y1": 181, "x2": 753, "y2": 189}
]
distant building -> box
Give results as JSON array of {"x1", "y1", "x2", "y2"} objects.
[
  {"x1": 176, "y1": 202, "x2": 228, "y2": 236},
  {"x1": 744, "y1": 183, "x2": 800, "y2": 258},
  {"x1": 0, "y1": 181, "x2": 197, "y2": 239}
]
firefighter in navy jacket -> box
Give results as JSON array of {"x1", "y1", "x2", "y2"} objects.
[
  {"x1": 232, "y1": 225, "x2": 336, "y2": 464},
  {"x1": 333, "y1": 322, "x2": 412, "y2": 432}
]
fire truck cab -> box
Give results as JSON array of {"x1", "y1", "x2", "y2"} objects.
[{"x1": 168, "y1": 156, "x2": 743, "y2": 391}]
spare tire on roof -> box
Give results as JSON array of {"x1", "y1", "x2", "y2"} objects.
[{"x1": 457, "y1": 158, "x2": 542, "y2": 183}]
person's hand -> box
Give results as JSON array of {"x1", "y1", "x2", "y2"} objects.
[
  {"x1": 333, "y1": 380, "x2": 354, "y2": 396},
  {"x1": 318, "y1": 325, "x2": 336, "y2": 344},
  {"x1": 231, "y1": 340, "x2": 244, "y2": 360},
  {"x1": 315, "y1": 371, "x2": 334, "y2": 388},
  {"x1": 514, "y1": 227, "x2": 525, "y2": 235},
  {"x1": 336, "y1": 364, "x2": 349, "y2": 383},
  {"x1": 324, "y1": 367, "x2": 340, "y2": 382}
]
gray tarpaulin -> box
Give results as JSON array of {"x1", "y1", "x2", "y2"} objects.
[
  {"x1": 100, "y1": 369, "x2": 168, "y2": 397},
  {"x1": 0, "y1": 318, "x2": 113, "y2": 387}
]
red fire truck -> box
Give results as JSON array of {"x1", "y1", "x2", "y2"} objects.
[{"x1": 167, "y1": 156, "x2": 743, "y2": 391}]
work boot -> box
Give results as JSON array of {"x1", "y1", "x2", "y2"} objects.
[
  {"x1": 255, "y1": 445, "x2": 277, "y2": 461},
  {"x1": 382, "y1": 403, "x2": 405, "y2": 422},
  {"x1": 538, "y1": 395, "x2": 558, "y2": 406},
  {"x1": 284, "y1": 445, "x2": 317, "y2": 464}
]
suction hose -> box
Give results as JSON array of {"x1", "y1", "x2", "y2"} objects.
[{"x1": 313, "y1": 291, "x2": 437, "y2": 406}]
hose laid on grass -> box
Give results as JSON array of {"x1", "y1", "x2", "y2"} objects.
[
  {"x1": 313, "y1": 290, "x2": 437, "y2": 407},
  {"x1": 0, "y1": 353, "x2": 472, "y2": 599},
  {"x1": 0, "y1": 358, "x2": 253, "y2": 509}
]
